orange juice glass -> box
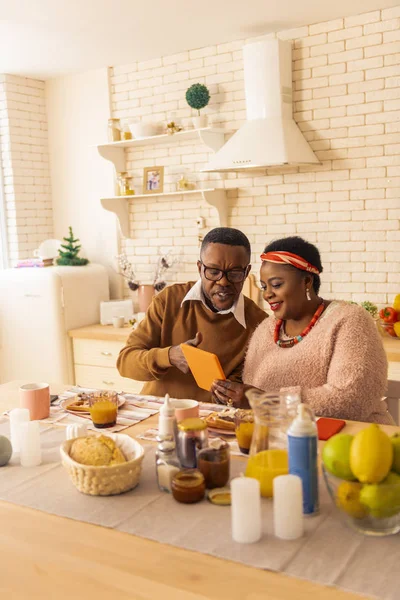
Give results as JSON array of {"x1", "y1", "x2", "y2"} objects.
[
  {"x1": 89, "y1": 391, "x2": 118, "y2": 428},
  {"x1": 235, "y1": 410, "x2": 254, "y2": 455}
]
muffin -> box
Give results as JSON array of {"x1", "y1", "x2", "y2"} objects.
[{"x1": 70, "y1": 435, "x2": 127, "y2": 466}]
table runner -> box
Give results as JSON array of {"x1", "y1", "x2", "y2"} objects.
[{"x1": 0, "y1": 419, "x2": 397, "y2": 599}]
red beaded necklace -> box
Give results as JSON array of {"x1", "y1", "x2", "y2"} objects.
[{"x1": 274, "y1": 301, "x2": 325, "y2": 348}]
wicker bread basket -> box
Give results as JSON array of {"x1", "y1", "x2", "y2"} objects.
[{"x1": 60, "y1": 433, "x2": 145, "y2": 496}]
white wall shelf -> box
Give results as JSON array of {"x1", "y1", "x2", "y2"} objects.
[
  {"x1": 101, "y1": 188, "x2": 232, "y2": 237},
  {"x1": 97, "y1": 128, "x2": 229, "y2": 172}
]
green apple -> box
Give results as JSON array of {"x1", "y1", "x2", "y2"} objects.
[
  {"x1": 360, "y1": 472, "x2": 400, "y2": 519},
  {"x1": 391, "y1": 434, "x2": 400, "y2": 475},
  {"x1": 322, "y1": 434, "x2": 355, "y2": 480}
]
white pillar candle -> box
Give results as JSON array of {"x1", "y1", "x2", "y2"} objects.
[
  {"x1": 19, "y1": 421, "x2": 42, "y2": 467},
  {"x1": 9, "y1": 408, "x2": 30, "y2": 453},
  {"x1": 231, "y1": 476, "x2": 262, "y2": 544},
  {"x1": 273, "y1": 474, "x2": 303, "y2": 540}
]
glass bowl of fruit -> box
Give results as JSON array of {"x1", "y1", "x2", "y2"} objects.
[{"x1": 322, "y1": 427, "x2": 400, "y2": 536}]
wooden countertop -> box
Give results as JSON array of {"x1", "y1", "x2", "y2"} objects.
[
  {"x1": 68, "y1": 323, "x2": 132, "y2": 343},
  {"x1": 1, "y1": 380, "x2": 384, "y2": 600}
]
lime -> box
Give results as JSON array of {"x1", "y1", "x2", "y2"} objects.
[{"x1": 322, "y1": 434, "x2": 355, "y2": 480}]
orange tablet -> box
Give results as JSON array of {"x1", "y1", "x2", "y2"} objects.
[{"x1": 180, "y1": 345, "x2": 226, "y2": 391}]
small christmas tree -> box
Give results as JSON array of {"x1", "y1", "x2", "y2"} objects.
[{"x1": 56, "y1": 226, "x2": 89, "y2": 266}]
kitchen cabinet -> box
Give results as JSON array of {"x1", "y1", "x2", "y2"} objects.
[{"x1": 68, "y1": 324, "x2": 142, "y2": 393}]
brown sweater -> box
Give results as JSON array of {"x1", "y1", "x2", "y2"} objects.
[{"x1": 117, "y1": 282, "x2": 267, "y2": 402}]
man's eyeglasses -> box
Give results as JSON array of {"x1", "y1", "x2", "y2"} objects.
[{"x1": 200, "y1": 262, "x2": 249, "y2": 284}]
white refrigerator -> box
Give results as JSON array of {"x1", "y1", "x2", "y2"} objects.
[{"x1": 0, "y1": 264, "x2": 109, "y2": 384}]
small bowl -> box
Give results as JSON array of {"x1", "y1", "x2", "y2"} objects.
[
  {"x1": 129, "y1": 122, "x2": 161, "y2": 139},
  {"x1": 322, "y1": 466, "x2": 400, "y2": 536},
  {"x1": 378, "y1": 320, "x2": 400, "y2": 339}
]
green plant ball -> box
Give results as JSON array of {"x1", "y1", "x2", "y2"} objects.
[
  {"x1": 185, "y1": 83, "x2": 210, "y2": 111},
  {"x1": 0, "y1": 435, "x2": 12, "y2": 466}
]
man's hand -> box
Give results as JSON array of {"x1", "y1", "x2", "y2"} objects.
[
  {"x1": 211, "y1": 379, "x2": 251, "y2": 408},
  {"x1": 168, "y1": 332, "x2": 203, "y2": 374}
]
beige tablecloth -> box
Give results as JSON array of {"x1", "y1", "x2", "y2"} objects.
[{"x1": 0, "y1": 418, "x2": 398, "y2": 599}]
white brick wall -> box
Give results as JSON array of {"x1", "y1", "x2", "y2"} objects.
[
  {"x1": 0, "y1": 74, "x2": 53, "y2": 263},
  {"x1": 109, "y1": 9, "x2": 400, "y2": 304}
]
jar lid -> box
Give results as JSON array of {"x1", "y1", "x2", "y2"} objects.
[
  {"x1": 172, "y1": 469, "x2": 205, "y2": 488},
  {"x1": 178, "y1": 417, "x2": 207, "y2": 432},
  {"x1": 207, "y1": 487, "x2": 231, "y2": 506}
]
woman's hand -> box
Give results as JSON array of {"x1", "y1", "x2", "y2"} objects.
[
  {"x1": 168, "y1": 332, "x2": 203, "y2": 374},
  {"x1": 211, "y1": 379, "x2": 251, "y2": 409}
]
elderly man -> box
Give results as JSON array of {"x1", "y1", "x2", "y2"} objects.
[{"x1": 117, "y1": 227, "x2": 267, "y2": 402}]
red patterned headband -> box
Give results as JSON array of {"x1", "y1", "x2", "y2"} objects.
[{"x1": 260, "y1": 251, "x2": 320, "y2": 275}]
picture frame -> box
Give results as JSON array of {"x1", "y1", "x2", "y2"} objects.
[{"x1": 143, "y1": 166, "x2": 164, "y2": 194}]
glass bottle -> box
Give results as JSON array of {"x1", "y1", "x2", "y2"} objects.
[
  {"x1": 117, "y1": 172, "x2": 134, "y2": 196},
  {"x1": 108, "y1": 118, "x2": 121, "y2": 142},
  {"x1": 244, "y1": 389, "x2": 289, "y2": 498},
  {"x1": 155, "y1": 436, "x2": 180, "y2": 493},
  {"x1": 120, "y1": 121, "x2": 132, "y2": 140}
]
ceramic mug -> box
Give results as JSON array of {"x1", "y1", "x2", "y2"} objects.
[
  {"x1": 19, "y1": 383, "x2": 50, "y2": 420},
  {"x1": 170, "y1": 399, "x2": 199, "y2": 422},
  {"x1": 112, "y1": 315, "x2": 125, "y2": 328}
]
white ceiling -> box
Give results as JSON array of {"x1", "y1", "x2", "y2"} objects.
[{"x1": 0, "y1": 0, "x2": 398, "y2": 79}]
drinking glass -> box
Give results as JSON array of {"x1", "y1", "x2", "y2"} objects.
[
  {"x1": 234, "y1": 409, "x2": 254, "y2": 455},
  {"x1": 88, "y1": 391, "x2": 119, "y2": 428}
]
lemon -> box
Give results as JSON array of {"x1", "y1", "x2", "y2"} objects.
[
  {"x1": 322, "y1": 434, "x2": 355, "y2": 480},
  {"x1": 245, "y1": 449, "x2": 288, "y2": 497},
  {"x1": 350, "y1": 424, "x2": 393, "y2": 484},
  {"x1": 393, "y1": 293, "x2": 400, "y2": 313},
  {"x1": 360, "y1": 472, "x2": 400, "y2": 519},
  {"x1": 336, "y1": 481, "x2": 367, "y2": 519}
]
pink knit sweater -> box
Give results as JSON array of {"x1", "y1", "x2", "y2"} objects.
[{"x1": 243, "y1": 302, "x2": 391, "y2": 424}]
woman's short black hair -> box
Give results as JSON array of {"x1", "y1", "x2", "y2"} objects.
[
  {"x1": 263, "y1": 236, "x2": 323, "y2": 294},
  {"x1": 201, "y1": 227, "x2": 251, "y2": 260}
]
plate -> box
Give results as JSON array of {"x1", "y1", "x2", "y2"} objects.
[
  {"x1": 60, "y1": 395, "x2": 126, "y2": 415},
  {"x1": 206, "y1": 425, "x2": 236, "y2": 436}
]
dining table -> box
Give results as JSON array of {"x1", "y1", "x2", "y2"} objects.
[{"x1": 0, "y1": 380, "x2": 399, "y2": 600}]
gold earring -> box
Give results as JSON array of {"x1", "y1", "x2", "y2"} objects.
[{"x1": 306, "y1": 288, "x2": 311, "y2": 301}]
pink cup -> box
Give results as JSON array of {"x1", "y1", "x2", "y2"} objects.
[
  {"x1": 19, "y1": 383, "x2": 50, "y2": 420},
  {"x1": 171, "y1": 399, "x2": 199, "y2": 422}
]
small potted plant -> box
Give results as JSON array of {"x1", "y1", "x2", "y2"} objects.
[
  {"x1": 185, "y1": 83, "x2": 210, "y2": 129},
  {"x1": 56, "y1": 227, "x2": 89, "y2": 266}
]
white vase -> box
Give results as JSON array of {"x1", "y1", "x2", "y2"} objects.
[{"x1": 192, "y1": 115, "x2": 208, "y2": 129}]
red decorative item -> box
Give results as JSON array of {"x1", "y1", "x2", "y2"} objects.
[
  {"x1": 379, "y1": 307, "x2": 398, "y2": 324},
  {"x1": 274, "y1": 301, "x2": 325, "y2": 348}
]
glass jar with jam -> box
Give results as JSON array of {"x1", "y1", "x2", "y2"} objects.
[
  {"x1": 197, "y1": 439, "x2": 230, "y2": 489},
  {"x1": 171, "y1": 469, "x2": 205, "y2": 504},
  {"x1": 176, "y1": 417, "x2": 208, "y2": 469},
  {"x1": 235, "y1": 409, "x2": 254, "y2": 455}
]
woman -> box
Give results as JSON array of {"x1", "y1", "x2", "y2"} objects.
[{"x1": 211, "y1": 236, "x2": 392, "y2": 424}]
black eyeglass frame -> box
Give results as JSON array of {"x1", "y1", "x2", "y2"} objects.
[{"x1": 200, "y1": 261, "x2": 250, "y2": 284}]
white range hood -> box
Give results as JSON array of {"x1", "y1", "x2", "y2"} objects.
[{"x1": 203, "y1": 38, "x2": 319, "y2": 172}]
